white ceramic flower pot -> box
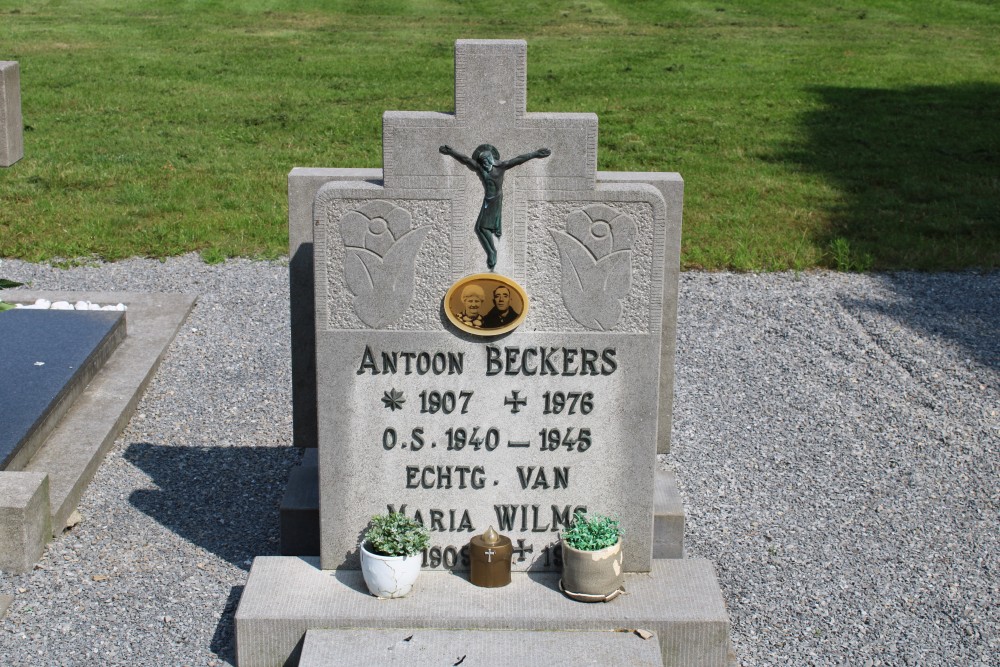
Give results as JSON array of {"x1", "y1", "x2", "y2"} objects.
[{"x1": 359, "y1": 542, "x2": 423, "y2": 598}]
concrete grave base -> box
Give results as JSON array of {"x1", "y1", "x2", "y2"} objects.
[
  {"x1": 655, "y1": 467, "x2": 686, "y2": 559},
  {"x1": 298, "y1": 627, "x2": 666, "y2": 667},
  {"x1": 279, "y1": 456, "x2": 685, "y2": 560},
  {"x1": 0, "y1": 291, "x2": 196, "y2": 572},
  {"x1": 0, "y1": 472, "x2": 50, "y2": 573},
  {"x1": 279, "y1": 448, "x2": 319, "y2": 557},
  {"x1": 236, "y1": 556, "x2": 731, "y2": 667}
]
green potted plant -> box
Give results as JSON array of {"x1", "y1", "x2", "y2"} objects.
[
  {"x1": 0, "y1": 278, "x2": 24, "y2": 312},
  {"x1": 359, "y1": 512, "x2": 430, "y2": 598},
  {"x1": 559, "y1": 510, "x2": 624, "y2": 602}
]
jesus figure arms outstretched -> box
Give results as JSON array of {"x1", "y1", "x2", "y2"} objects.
[{"x1": 439, "y1": 143, "x2": 551, "y2": 270}]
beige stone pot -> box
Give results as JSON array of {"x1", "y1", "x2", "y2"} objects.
[{"x1": 559, "y1": 538, "x2": 625, "y2": 602}]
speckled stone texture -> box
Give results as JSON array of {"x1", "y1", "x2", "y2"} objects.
[{"x1": 279, "y1": 461, "x2": 685, "y2": 559}]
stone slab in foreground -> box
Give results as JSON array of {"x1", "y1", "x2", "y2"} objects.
[
  {"x1": 298, "y1": 627, "x2": 665, "y2": 667},
  {"x1": 236, "y1": 556, "x2": 730, "y2": 667}
]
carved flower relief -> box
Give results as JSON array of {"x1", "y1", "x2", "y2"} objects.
[
  {"x1": 550, "y1": 204, "x2": 637, "y2": 331},
  {"x1": 565, "y1": 204, "x2": 636, "y2": 260},
  {"x1": 340, "y1": 200, "x2": 429, "y2": 328}
]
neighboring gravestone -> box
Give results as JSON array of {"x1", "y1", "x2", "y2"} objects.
[
  {"x1": 0, "y1": 61, "x2": 23, "y2": 167},
  {"x1": 314, "y1": 40, "x2": 670, "y2": 573}
]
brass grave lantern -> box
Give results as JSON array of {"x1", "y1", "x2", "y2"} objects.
[{"x1": 469, "y1": 526, "x2": 513, "y2": 588}]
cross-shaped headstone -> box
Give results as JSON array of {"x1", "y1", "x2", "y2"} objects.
[
  {"x1": 382, "y1": 40, "x2": 597, "y2": 280},
  {"x1": 311, "y1": 39, "x2": 674, "y2": 574}
]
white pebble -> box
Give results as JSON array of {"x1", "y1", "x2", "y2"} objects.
[{"x1": 18, "y1": 298, "x2": 52, "y2": 309}]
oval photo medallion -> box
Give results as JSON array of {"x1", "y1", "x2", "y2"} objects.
[{"x1": 444, "y1": 273, "x2": 529, "y2": 336}]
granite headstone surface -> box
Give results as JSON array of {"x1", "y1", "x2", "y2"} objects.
[
  {"x1": 0, "y1": 309, "x2": 126, "y2": 469},
  {"x1": 314, "y1": 40, "x2": 676, "y2": 574}
]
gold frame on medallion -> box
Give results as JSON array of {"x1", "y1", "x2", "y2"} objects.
[{"x1": 444, "y1": 273, "x2": 529, "y2": 336}]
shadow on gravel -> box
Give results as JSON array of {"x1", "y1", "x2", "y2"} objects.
[
  {"x1": 779, "y1": 83, "x2": 1000, "y2": 270},
  {"x1": 210, "y1": 585, "x2": 244, "y2": 666},
  {"x1": 123, "y1": 442, "x2": 299, "y2": 569},
  {"x1": 839, "y1": 273, "x2": 1000, "y2": 373}
]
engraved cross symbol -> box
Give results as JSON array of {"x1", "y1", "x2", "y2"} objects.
[
  {"x1": 381, "y1": 39, "x2": 597, "y2": 279},
  {"x1": 504, "y1": 390, "x2": 527, "y2": 414},
  {"x1": 511, "y1": 539, "x2": 534, "y2": 563},
  {"x1": 484, "y1": 548, "x2": 495, "y2": 563}
]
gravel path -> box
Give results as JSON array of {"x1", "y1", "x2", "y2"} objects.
[{"x1": 0, "y1": 256, "x2": 996, "y2": 666}]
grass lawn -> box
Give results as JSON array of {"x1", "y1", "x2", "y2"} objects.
[{"x1": 0, "y1": 0, "x2": 998, "y2": 270}]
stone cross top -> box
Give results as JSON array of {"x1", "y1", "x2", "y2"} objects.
[{"x1": 382, "y1": 40, "x2": 597, "y2": 278}]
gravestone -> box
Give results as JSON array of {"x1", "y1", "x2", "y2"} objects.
[
  {"x1": 315, "y1": 39, "x2": 666, "y2": 573},
  {"x1": 0, "y1": 60, "x2": 23, "y2": 167},
  {"x1": 238, "y1": 40, "x2": 730, "y2": 667}
]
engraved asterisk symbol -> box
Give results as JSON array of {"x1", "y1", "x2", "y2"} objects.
[{"x1": 381, "y1": 388, "x2": 405, "y2": 411}]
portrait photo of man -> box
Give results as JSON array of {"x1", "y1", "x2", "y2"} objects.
[{"x1": 482, "y1": 284, "x2": 520, "y2": 329}]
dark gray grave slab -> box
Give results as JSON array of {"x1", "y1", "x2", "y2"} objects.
[{"x1": 0, "y1": 309, "x2": 126, "y2": 470}]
